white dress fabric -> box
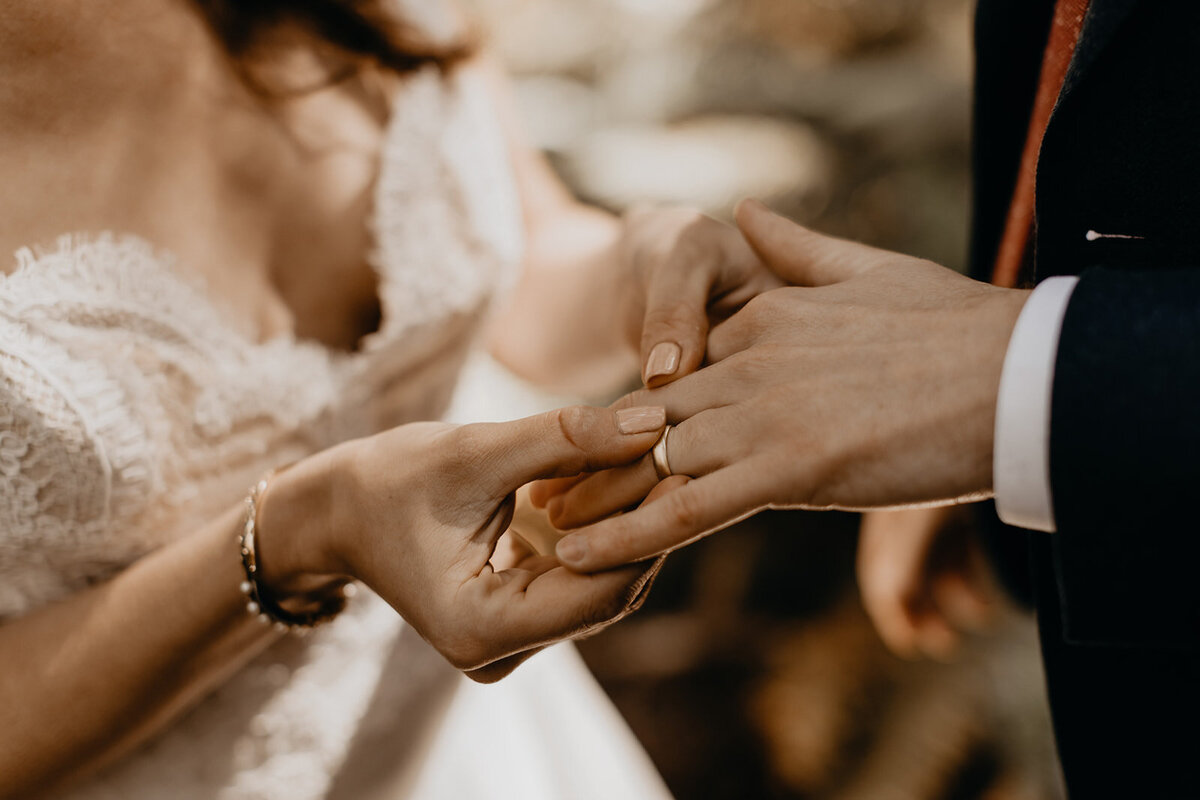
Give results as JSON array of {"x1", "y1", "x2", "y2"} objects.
[{"x1": 0, "y1": 4, "x2": 672, "y2": 797}]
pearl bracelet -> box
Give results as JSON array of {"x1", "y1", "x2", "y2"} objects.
[{"x1": 237, "y1": 471, "x2": 350, "y2": 632}]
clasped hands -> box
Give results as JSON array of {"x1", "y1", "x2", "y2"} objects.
[
  {"x1": 275, "y1": 201, "x2": 1029, "y2": 683},
  {"x1": 534, "y1": 200, "x2": 1031, "y2": 657}
]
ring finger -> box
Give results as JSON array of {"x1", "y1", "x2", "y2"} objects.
[{"x1": 547, "y1": 406, "x2": 746, "y2": 529}]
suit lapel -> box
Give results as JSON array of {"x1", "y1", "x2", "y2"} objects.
[{"x1": 1060, "y1": 0, "x2": 1140, "y2": 97}]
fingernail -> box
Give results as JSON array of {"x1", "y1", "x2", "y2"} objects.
[
  {"x1": 644, "y1": 342, "x2": 681, "y2": 383},
  {"x1": 556, "y1": 536, "x2": 587, "y2": 565},
  {"x1": 616, "y1": 405, "x2": 666, "y2": 435}
]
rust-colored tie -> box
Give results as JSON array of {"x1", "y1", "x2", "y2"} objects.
[{"x1": 991, "y1": 0, "x2": 1093, "y2": 288}]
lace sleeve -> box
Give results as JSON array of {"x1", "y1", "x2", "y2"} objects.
[{"x1": 0, "y1": 318, "x2": 151, "y2": 619}]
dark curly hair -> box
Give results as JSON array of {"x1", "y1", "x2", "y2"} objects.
[{"x1": 193, "y1": 0, "x2": 472, "y2": 84}]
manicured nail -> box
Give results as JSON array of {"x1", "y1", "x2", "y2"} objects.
[
  {"x1": 616, "y1": 405, "x2": 666, "y2": 435},
  {"x1": 644, "y1": 342, "x2": 681, "y2": 383},
  {"x1": 556, "y1": 536, "x2": 587, "y2": 565}
]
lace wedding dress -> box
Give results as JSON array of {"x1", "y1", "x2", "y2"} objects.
[{"x1": 0, "y1": 4, "x2": 672, "y2": 798}]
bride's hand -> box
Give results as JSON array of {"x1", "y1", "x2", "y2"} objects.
[
  {"x1": 259, "y1": 405, "x2": 667, "y2": 682},
  {"x1": 617, "y1": 205, "x2": 785, "y2": 387}
]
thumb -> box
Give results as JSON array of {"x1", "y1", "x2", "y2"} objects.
[
  {"x1": 735, "y1": 199, "x2": 876, "y2": 286},
  {"x1": 464, "y1": 405, "x2": 667, "y2": 494}
]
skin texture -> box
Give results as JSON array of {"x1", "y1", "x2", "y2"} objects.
[
  {"x1": 0, "y1": 4, "x2": 784, "y2": 796},
  {"x1": 537, "y1": 201, "x2": 1031, "y2": 575}
]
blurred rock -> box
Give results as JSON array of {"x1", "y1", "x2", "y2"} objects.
[
  {"x1": 560, "y1": 115, "x2": 830, "y2": 214},
  {"x1": 742, "y1": 0, "x2": 925, "y2": 63},
  {"x1": 467, "y1": 0, "x2": 612, "y2": 74},
  {"x1": 597, "y1": 47, "x2": 707, "y2": 124},
  {"x1": 512, "y1": 75, "x2": 602, "y2": 151}
]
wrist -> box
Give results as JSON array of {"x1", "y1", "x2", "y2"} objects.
[
  {"x1": 254, "y1": 449, "x2": 351, "y2": 597},
  {"x1": 965, "y1": 287, "x2": 1032, "y2": 492}
]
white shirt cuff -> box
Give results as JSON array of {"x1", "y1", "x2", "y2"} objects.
[{"x1": 993, "y1": 276, "x2": 1080, "y2": 533}]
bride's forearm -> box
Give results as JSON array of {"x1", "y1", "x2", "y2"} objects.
[
  {"x1": 0, "y1": 511, "x2": 274, "y2": 797},
  {"x1": 0, "y1": 456, "x2": 338, "y2": 798},
  {"x1": 486, "y1": 204, "x2": 639, "y2": 398}
]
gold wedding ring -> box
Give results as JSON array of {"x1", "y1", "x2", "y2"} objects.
[{"x1": 651, "y1": 424, "x2": 674, "y2": 479}]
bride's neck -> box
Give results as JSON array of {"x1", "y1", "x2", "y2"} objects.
[
  {"x1": 0, "y1": 0, "x2": 385, "y2": 283},
  {"x1": 0, "y1": 0, "x2": 236, "y2": 135}
]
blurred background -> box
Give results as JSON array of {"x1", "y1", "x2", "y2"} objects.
[{"x1": 466, "y1": 1, "x2": 1064, "y2": 798}]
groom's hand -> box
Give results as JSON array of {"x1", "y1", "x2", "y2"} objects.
[{"x1": 540, "y1": 201, "x2": 1031, "y2": 573}]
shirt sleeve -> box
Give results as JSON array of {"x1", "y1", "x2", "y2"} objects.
[{"x1": 993, "y1": 275, "x2": 1079, "y2": 532}]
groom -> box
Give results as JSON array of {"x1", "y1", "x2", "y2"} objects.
[{"x1": 544, "y1": 0, "x2": 1200, "y2": 795}]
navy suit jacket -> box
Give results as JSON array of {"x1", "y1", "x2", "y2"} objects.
[{"x1": 971, "y1": 0, "x2": 1200, "y2": 795}]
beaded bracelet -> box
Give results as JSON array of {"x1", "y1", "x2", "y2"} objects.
[{"x1": 237, "y1": 471, "x2": 350, "y2": 632}]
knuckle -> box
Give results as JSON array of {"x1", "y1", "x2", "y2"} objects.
[
  {"x1": 446, "y1": 425, "x2": 491, "y2": 471},
  {"x1": 641, "y1": 316, "x2": 705, "y2": 362},
  {"x1": 661, "y1": 215, "x2": 721, "y2": 263},
  {"x1": 733, "y1": 295, "x2": 780, "y2": 338},
  {"x1": 743, "y1": 287, "x2": 803, "y2": 322},
  {"x1": 549, "y1": 405, "x2": 574, "y2": 439},
  {"x1": 669, "y1": 243, "x2": 719, "y2": 280},
  {"x1": 751, "y1": 289, "x2": 791, "y2": 319},
  {"x1": 663, "y1": 488, "x2": 704, "y2": 532},
  {"x1": 724, "y1": 426, "x2": 757, "y2": 465},
  {"x1": 675, "y1": 216, "x2": 718, "y2": 251},
  {"x1": 642, "y1": 302, "x2": 704, "y2": 334},
  {"x1": 669, "y1": 421, "x2": 717, "y2": 473},
  {"x1": 551, "y1": 406, "x2": 591, "y2": 467},
  {"x1": 725, "y1": 348, "x2": 774, "y2": 382},
  {"x1": 756, "y1": 378, "x2": 800, "y2": 412},
  {"x1": 742, "y1": 291, "x2": 774, "y2": 319}
]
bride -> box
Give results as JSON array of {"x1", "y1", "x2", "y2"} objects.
[{"x1": 0, "y1": 0, "x2": 780, "y2": 797}]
